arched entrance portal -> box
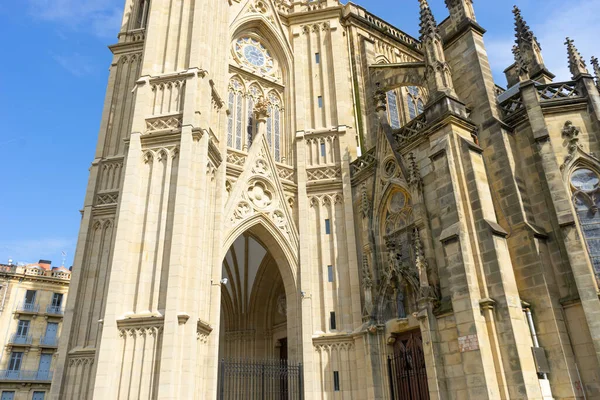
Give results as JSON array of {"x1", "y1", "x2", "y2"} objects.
[
  {"x1": 219, "y1": 232, "x2": 288, "y2": 359},
  {"x1": 217, "y1": 228, "x2": 303, "y2": 399}
]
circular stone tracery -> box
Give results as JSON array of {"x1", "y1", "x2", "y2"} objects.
[
  {"x1": 235, "y1": 37, "x2": 275, "y2": 74},
  {"x1": 248, "y1": 180, "x2": 274, "y2": 209},
  {"x1": 571, "y1": 168, "x2": 600, "y2": 192}
]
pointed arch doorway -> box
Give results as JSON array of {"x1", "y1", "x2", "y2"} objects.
[{"x1": 217, "y1": 226, "x2": 303, "y2": 399}]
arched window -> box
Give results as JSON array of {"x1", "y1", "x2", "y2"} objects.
[
  {"x1": 386, "y1": 91, "x2": 401, "y2": 129},
  {"x1": 135, "y1": 0, "x2": 150, "y2": 29},
  {"x1": 268, "y1": 92, "x2": 283, "y2": 162},
  {"x1": 407, "y1": 86, "x2": 426, "y2": 120},
  {"x1": 571, "y1": 168, "x2": 600, "y2": 277},
  {"x1": 227, "y1": 79, "x2": 244, "y2": 150},
  {"x1": 247, "y1": 85, "x2": 262, "y2": 149}
]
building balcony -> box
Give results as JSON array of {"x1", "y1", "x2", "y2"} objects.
[
  {"x1": 9, "y1": 334, "x2": 32, "y2": 346},
  {"x1": 46, "y1": 305, "x2": 64, "y2": 316},
  {"x1": 16, "y1": 302, "x2": 40, "y2": 315},
  {"x1": 39, "y1": 335, "x2": 58, "y2": 348},
  {"x1": 0, "y1": 370, "x2": 53, "y2": 382}
]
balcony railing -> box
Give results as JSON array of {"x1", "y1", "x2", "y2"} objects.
[
  {"x1": 9, "y1": 334, "x2": 32, "y2": 345},
  {"x1": 46, "y1": 305, "x2": 64, "y2": 315},
  {"x1": 17, "y1": 302, "x2": 39, "y2": 313},
  {"x1": 39, "y1": 335, "x2": 58, "y2": 347},
  {"x1": 0, "y1": 370, "x2": 53, "y2": 381}
]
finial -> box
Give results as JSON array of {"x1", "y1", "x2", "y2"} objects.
[
  {"x1": 565, "y1": 37, "x2": 589, "y2": 79},
  {"x1": 254, "y1": 99, "x2": 270, "y2": 120},
  {"x1": 419, "y1": 0, "x2": 439, "y2": 42},
  {"x1": 417, "y1": 0, "x2": 456, "y2": 99},
  {"x1": 591, "y1": 56, "x2": 600, "y2": 88},
  {"x1": 512, "y1": 6, "x2": 541, "y2": 50}
]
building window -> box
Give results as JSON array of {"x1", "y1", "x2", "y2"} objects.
[
  {"x1": 330, "y1": 311, "x2": 336, "y2": 330},
  {"x1": 15, "y1": 320, "x2": 30, "y2": 342},
  {"x1": 325, "y1": 219, "x2": 331, "y2": 234},
  {"x1": 135, "y1": 0, "x2": 150, "y2": 29},
  {"x1": 333, "y1": 371, "x2": 340, "y2": 391},
  {"x1": 51, "y1": 293, "x2": 63, "y2": 307},
  {"x1": 327, "y1": 265, "x2": 334, "y2": 282},
  {"x1": 1, "y1": 392, "x2": 15, "y2": 400},
  {"x1": 315, "y1": 53, "x2": 321, "y2": 64},
  {"x1": 320, "y1": 142, "x2": 326, "y2": 157},
  {"x1": 8, "y1": 352, "x2": 23, "y2": 378},
  {"x1": 227, "y1": 79, "x2": 284, "y2": 161},
  {"x1": 571, "y1": 168, "x2": 600, "y2": 278},
  {"x1": 227, "y1": 79, "x2": 244, "y2": 150},
  {"x1": 32, "y1": 392, "x2": 45, "y2": 400},
  {"x1": 386, "y1": 91, "x2": 401, "y2": 129},
  {"x1": 318, "y1": 96, "x2": 323, "y2": 108},
  {"x1": 24, "y1": 290, "x2": 36, "y2": 305},
  {"x1": 407, "y1": 86, "x2": 426, "y2": 120},
  {"x1": 268, "y1": 92, "x2": 283, "y2": 162}
]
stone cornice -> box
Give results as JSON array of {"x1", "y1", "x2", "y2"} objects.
[{"x1": 116, "y1": 315, "x2": 165, "y2": 330}]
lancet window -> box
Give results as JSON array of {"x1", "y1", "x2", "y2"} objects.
[
  {"x1": 134, "y1": 0, "x2": 150, "y2": 29},
  {"x1": 406, "y1": 86, "x2": 426, "y2": 120},
  {"x1": 386, "y1": 91, "x2": 402, "y2": 129},
  {"x1": 226, "y1": 77, "x2": 284, "y2": 161},
  {"x1": 571, "y1": 168, "x2": 600, "y2": 278}
]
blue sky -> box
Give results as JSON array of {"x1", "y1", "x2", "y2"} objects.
[{"x1": 0, "y1": 0, "x2": 598, "y2": 267}]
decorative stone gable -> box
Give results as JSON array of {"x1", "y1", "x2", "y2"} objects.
[{"x1": 224, "y1": 132, "x2": 299, "y2": 249}]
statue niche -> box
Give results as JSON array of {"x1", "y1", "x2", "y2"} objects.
[{"x1": 375, "y1": 186, "x2": 438, "y2": 323}]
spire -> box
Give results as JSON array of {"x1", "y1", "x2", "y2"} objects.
[
  {"x1": 513, "y1": 6, "x2": 540, "y2": 51},
  {"x1": 591, "y1": 56, "x2": 600, "y2": 89},
  {"x1": 418, "y1": 0, "x2": 456, "y2": 100},
  {"x1": 511, "y1": 6, "x2": 552, "y2": 82},
  {"x1": 419, "y1": 0, "x2": 438, "y2": 42},
  {"x1": 566, "y1": 38, "x2": 589, "y2": 79}
]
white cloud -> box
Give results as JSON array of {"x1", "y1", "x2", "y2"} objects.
[
  {"x1": 486, "y1": 0, "x2": 600, "y2": 85},
  {"x1": 27, "y1": 0, "x2": 124, "y2": 38},
  {"x1": 0, "y1": 237, "x2": 76, "y2": 266}
]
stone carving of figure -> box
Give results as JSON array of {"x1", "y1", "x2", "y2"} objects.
[
  {"x1": 396, "y1": 286, "x2": 407, "y2": 319},
  {"x1": 277, "y1": 293, "x2": 287, "y2": 316}
]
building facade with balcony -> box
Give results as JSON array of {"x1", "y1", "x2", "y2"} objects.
[{"x1": 0, "y1": 260, "x2": 70, "y2": 400}]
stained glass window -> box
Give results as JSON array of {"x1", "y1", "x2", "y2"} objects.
[
  {"x1": 235, "y1": 37, "x2": 275, "y2": 75},
  {"x1": 407, "y1": 86, "x2": 425, "y2": 120},
  {"x1": 247, "y1": 97, "x2": 254, "y2": 148},
  {"x1": 227, "y1": 91, "x2": 234, "y2": 147},
  {"x1": 227, "y1": 79, "x2": 244, "y2": 150},
  {"x1": 387, "y1": 91, "x2": 401, "y2": 129},
  {"x1": 269, "y1": 92, "x2": 282, "y2": 162},
  {"x1": 235, "y1": 92, "x2": 243, "y2": 150},
  {"x1": 572, "y1": 168, "x2": 600, "y2": 276},
  {"x1": 267, "y1": 106, "x2": 273, "y2": 147}
]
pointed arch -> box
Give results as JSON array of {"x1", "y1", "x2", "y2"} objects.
[
  {"x1": 222, "y1": 214, "x2": 299, "y2": 291},
  {"x1": 230, "y1": 14, "x2": 294, "y2": 83}
]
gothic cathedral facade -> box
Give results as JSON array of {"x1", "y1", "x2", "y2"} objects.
[{"x1": 51, "y1": 0, "x2": 600, "y2": 399}]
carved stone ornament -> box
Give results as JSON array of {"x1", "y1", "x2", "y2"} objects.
[
  {"x1": 561, "y1": 121, "x2": 581, "y2": 170},
  {"x1": 247, "y1": 180, "x2": 274, "y2": 209}
]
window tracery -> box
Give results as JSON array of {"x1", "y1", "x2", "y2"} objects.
[
  {"x1": 386, "y1": 91, "x2": 402, "y2": 129},
  {"x1": 571, "y1": 168, "x2": 600, "y2": 278},
  {"x1": 235, "y1": 37, "x2": 276, "y2": 76},
  {"x1": 406, "y1": 86, "x2": 426, "y2": 120},
  {"x1": 134, "y1": 0, "x2": 150, "y2": 29},
  {"x1": 226, "y1": 78, "x2": 283, "y2": 162}
]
